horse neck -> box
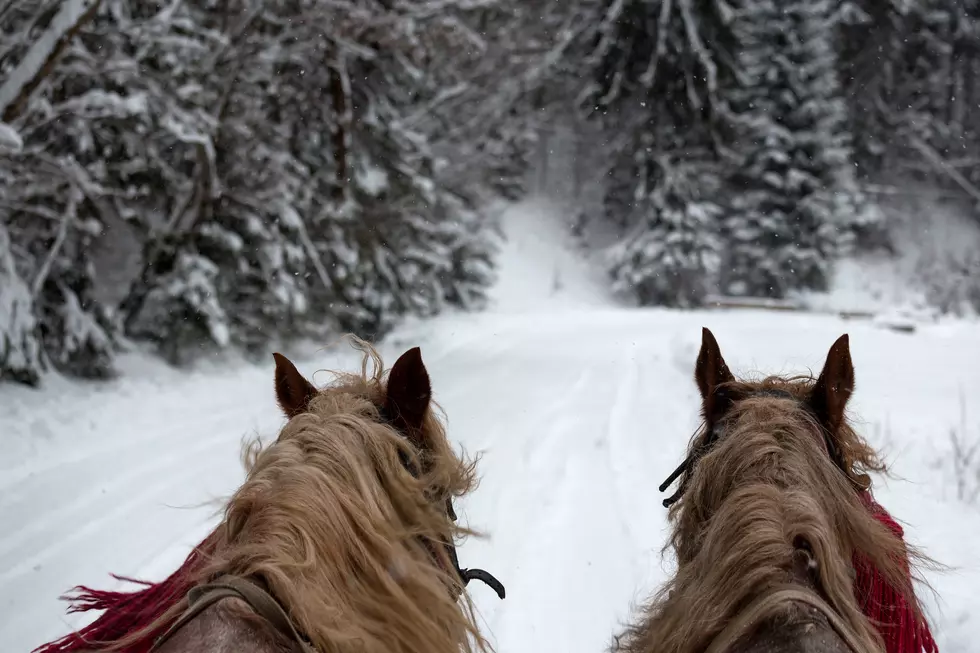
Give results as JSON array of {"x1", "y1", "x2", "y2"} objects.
[
  {"x1": 651, "y1": 472, "x2": 859, "y2": 653},
  {"x1": 205, "y1": 489, "x2": 469, "y2": 653}
]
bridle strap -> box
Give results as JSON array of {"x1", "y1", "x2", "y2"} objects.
[
  {"x1": 439, "y1": 531, "x2": 506, "y2": 599},
  {"x1": 387, "y1": 409, "x2": 505, "y2": 601},
  {"x1": 434, "y1": 496, "x2": 505, "y2": 599},
  {"x1": 703, "y1": 585, "x2": 879, "y2": 653}
]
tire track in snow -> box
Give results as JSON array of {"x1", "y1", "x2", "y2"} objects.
[
  {"x1": 512, "y1": 368, "x2": 596, "y2": 527},
  {"x1": 600, "y1": 354, "x2": 643, "y2": 556},
  {"x1": 445, "y1": 362, "x2": 600, "y2": 644},
  {"x1": 471, "y1": 367, "x2": 594, "y2": 563},
  {"x1": 0, "y1": 407, "x2": 270, "y2": 496},
  {"x1": 0, "y1": 449, "x2": 227, "y2": 584},
  {"x1": 602, "y1": 349, "x2": 682, "y2": 595},
  {"x1": 485, "y1": 361, "x2": 641, "y2": 653},
  {"x1": 0, "y1": 426, "x2": 236, "y2": 562},
  {"x1": 523, "y1": 369, "x2": 593, "y2": 470},
  {"x1": 1, "y1": 395, "x2": 276, "y2": 653}
]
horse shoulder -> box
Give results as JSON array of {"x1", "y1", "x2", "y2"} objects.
[{"x1": 154, "y1": 597, "x2": 292, "y2": 653}]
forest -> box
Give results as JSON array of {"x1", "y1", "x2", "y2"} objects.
[{"x1": 1, "y1": 0, "x2": 979, "y2": 387}]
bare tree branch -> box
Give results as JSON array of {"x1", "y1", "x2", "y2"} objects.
[
  {"x1": 31, "y1": 185, "x2": 80, "y2": 297},
  {"x1": 909, "y1": 134, "x2": 980, "y2": 211}
]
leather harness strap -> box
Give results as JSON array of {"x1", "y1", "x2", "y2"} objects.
[
  {"x1": 148, "y1": 575, "x2": 315, "y2": 653},
  {"x1": 704, "y1": 585, "x2": 881, "y2": 653}
]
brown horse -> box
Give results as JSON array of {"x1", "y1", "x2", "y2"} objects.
[
  {"x1": 34, "y1": 339, "x2": 503, "y2": 653},
  {"x1": 614, "y1": 328, "x2": 935, "y2": 653}
]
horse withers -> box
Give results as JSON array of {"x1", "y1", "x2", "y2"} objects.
[
  {"x1": 617, "y1": 328, "x2": 938, "y2": 653},
  {"x1": 34, "y1": 338, "x2": 503, "y2": 653}
]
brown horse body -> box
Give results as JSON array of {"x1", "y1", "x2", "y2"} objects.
[
  {"x1": 614, "y1": 329, "x2": 934, "y2": 653},
  {"x1": 38, "y1": 339, "x2": 501, "y2": 653}
]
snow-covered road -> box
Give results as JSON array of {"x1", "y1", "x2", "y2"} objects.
[{"x1": 3, "y1": 201, "x2": 980, "y2": 653}]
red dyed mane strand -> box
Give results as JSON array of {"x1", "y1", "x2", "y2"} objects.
[
  {"x1": 853, "y1": 493, "x2": 938, "y2": 653},
  {"x1": 32, "y1": 530, "x2": 219, "y2": 653}
]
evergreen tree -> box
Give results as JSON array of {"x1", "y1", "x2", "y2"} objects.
[
  {"x1": 580, "y1": 0, "x2": 739, "y2": 304},
  {"x1": 721, "y1": 0, "x2": 874, "y2": 297},
  {"x1": 582, "y1": 0, "x2": 738, "y2": 138},
  {"x1": 314, "y1": 153, "x2": 497, "y2": 339},
  {"x1": 119, "y1": 1, "x2": 315, "y2": 364},
  {"x1": 608, "y1": 149, "x2": 722, "y2": 307},
  {"x1": 125, "y1": 0, "x2": 500, "y2": 358},
  {"x1": 291, "y1": 1, "x2": 498, "y2": 340},
  {"x1": 0, "y1": 0, "x2": 161, "y2": 382},
  {"x1": 124, "y1": 244, "x2": 229, "y2": 367},
  {"x1": 0, "y1": 0, "x2": 499, "y2": 383},
  {"x1": 837, "y1": 0, "x2": 906, "y2": 174},
  {"x1": 839, "y1": 0, "x2": 980, "y2": 194}
]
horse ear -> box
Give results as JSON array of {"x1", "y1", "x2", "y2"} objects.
[
  {"x1": 808, "y1": 334, "x2": 855, "y2": 436},
  {"x1": 384, "y1": 346, "x2": 432, "y2": 443},
  {"x1": 695, "y1": 327, "x2": 736, "y2": 423},
  {"x1": 273, "y1": 353, "x2": 318, "y2": 419}
]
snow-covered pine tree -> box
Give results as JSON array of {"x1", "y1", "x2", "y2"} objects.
[
  {"x1": 121, "y1": 1, "x2": 315, "y2": 363},
  {"x1": 721, "y1": 0, "x2": 877, "y2": 298},
  {"x1": 314, "y1": 134, "x2": 497, "y2": 339},
  {"x1": 126, "y1": 117, "x2": 311, "y2": 364},
  {"x1": 280, "y1": 0, "x2": 498, "y2": 340},
  {"x1": 442, "y1": 202, "x2": 498, "y2": 312},
  {"x1": 608, "y1": 149, "x2": 722, "y2": 308},
  {"x1": 411, "y1": 0, "x2": 594, "y2": 203},
  {"x1": 839, "y1": 0, "x2": 980, "y2": 202},
  {"x1": 582, "y1": 0, "x2": 738, "y2": 137},
  {"x1": 0, "y1": 163, "x2": 121, "y2": 381},
  {"x1": 0, "y1": 0, "x2": 135, "y2": 383},
  {"x1": 123, "y1": 241, "x2": 229, "y2": 367},
  {"x1": 836, "y1": 0, "x2": 905, "y2": 175},
  {"x1": 125, "y1": 0, "x2": 498, "y2": 356},
  {"x1": 578, "y1": 0, "x2": 738, "y2": 305}
]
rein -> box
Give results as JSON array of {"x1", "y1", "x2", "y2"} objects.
[
  {"x1": 439, "y1": 496, "x2": 506, "y2": 599},
  {"x1": 400, "y1": 448, "x2": 506, "y2": 601},
  {"x1": 386, "y1": 405, "x2": 506, "y2": 602}
]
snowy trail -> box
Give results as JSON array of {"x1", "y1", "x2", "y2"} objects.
[
  {"x1": 0, "y1": 362, "x2": 289, "y2": 648},
  {"x1": 412, "y1": 308, "x2": 980, "y2": 653},
  {"x1": 3, "y1": 200, "x2": 980, "y2": 653}
]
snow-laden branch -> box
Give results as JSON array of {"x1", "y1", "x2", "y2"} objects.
[
  {"x1": 330, "y1": 51, "x2": 354, "y2": 204},
  {"x1": 405, "y1": 0, "x2": 503, "y2": 20},
  {"x1": 0, "y1": 0, "x2": 102, "y2": 122},
  {"x1": 0, "y1": 0, "x2": 20, "y2": 24},
  {"x1": 0, "y1": 122, "x2": 23, "y2": 152},
  {"x1": 677, "y1": 0, "x2": 718, "y2": 108},
  {"x1": 392, "y1": 82, "x2": 470, "y2": 129},
  {"x1": 909, "y1": 135, "x2": 980, "y2": 209},
  {"x1": 586, "y1": 0, "x2": 626, "y2": 70},
  {"x1": 639, "y1": 0, "x2": 673, "y2": 88}
]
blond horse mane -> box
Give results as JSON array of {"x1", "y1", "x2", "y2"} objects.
[
  {"x1": 614, "y1": 375, "x2": 933, "y2": 653},
  {"x1": 114, "y1": 337, "x2": 490, "y2": 653}
]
